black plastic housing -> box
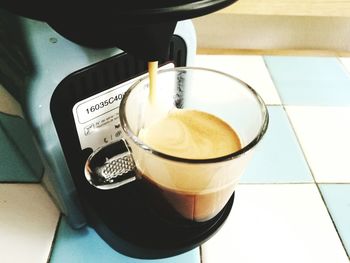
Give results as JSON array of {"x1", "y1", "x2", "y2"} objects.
[{"x1": 0, "y1": 0, "x2": 237, "y2": 60}]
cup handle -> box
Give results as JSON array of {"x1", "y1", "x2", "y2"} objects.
[{"x1": 84, "y1": 139, "x2": 137, "y2": 190}]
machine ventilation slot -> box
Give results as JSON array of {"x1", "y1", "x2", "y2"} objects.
[
  {"x1": 169, "y1": 41, "x2": 175, "y2": 61},
  {"x1": 92, "y1": 72, "x2": 99, "y2": 92},
  {"x1": 113, "y1": 63, "x2": 123, "y2": 84},
  {"x1": 124, "y1": 59, "x2": 131, "y2": 77},
  {"x1": 102, "y1": 66, "x2": 111, "y2": 88},
  {"x1": 176, "y1": 50, "x2": 183, "y2": 66}
]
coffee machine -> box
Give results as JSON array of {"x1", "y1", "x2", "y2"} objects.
[{"x1": 0, "y1": 1, "x2": 237, "y2": 259}]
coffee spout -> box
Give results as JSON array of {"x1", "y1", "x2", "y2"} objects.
[{"x1": 111, "y1": 22, "x2": 178, "y2": 61}]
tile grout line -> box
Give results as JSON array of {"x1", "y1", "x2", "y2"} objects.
[
  {"x1": 315, "y1": 186, "x2": 350, "y2": 260},
  {"x1": 199, "y1": 245, "x2": 204, "y2": 263},
  {"x1": 261, "y1": 56, "x2": 284, "y2": 106},
  {"x1": 282, "y1": 106, "x2": 350, "y2": 260},
  {"x1": 336, "y1": 57, "x2": 350, "y2": 80},
  {"x1": 262, "y1": 55, "x2": 349, "y2": 259},
  {"x1": 262, "y1": 56, "x2": 319, "y2": 184},
  {"x1": 259, "y1": 57, "x2": 316, "y2": 186},
  {"x1": 46, "y1": 214, "x2": 62, "y2": 263}
]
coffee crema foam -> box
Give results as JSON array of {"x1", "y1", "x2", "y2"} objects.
[{"x1": 139, "y1": 109, "x2": 241, "y2": 159}]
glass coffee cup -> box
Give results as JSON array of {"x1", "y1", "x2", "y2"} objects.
[{"x1": 85, "y1": 67, "x2": 268, "y2": 223}]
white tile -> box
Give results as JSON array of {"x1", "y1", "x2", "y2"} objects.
[
  {"x1": 0, "y1": 184, "x2": 60, "y2": 263},
  {"x1": 194, "y1": 55, "x2": 281, "y2": 105},
  {"x1": 201, "y1": 184, "x2": 348, "y2": 263},
  {"x1": 286, "y1": 106, "x2": 350, "y2": 183},
  {"x1": 339, "y1": 57, "x2": 350, "y2": 76}
]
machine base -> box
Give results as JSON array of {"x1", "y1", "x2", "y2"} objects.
[{"x1": 81, "y1": 179, "x2": 235, "y2": 259}]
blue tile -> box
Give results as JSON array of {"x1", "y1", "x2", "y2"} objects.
[
  {"x1": 264, "y1": 56, "x2": 350, "y2": 106},
  {"x1": 50, "y1": 216, "x2": 200, "y2": 263},
  {"x1": 319, "y1": 184, "x2": 350, "y2": 255},
  {"x1": 241, "y1": 106, "x2": 313, "y2": 183}
]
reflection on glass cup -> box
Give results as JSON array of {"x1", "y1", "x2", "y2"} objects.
[{"x1": 85, "y1": 67, "x2": 268, "y2": 223}]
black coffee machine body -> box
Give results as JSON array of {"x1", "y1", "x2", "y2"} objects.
[{"x1": 0, "y1": 1, "x2": 237, "y2": 258}]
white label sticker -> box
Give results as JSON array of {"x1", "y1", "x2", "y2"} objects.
[{"x1": 72, "y1": 63, "x2": 173, "y2": 151}]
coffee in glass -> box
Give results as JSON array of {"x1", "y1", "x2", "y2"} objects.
[{"x1": 117, "y1": 67, "x2": 268, "y2": 223}]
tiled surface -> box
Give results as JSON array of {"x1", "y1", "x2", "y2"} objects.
[
  {"x1": 1, "y1": 55, "x2": 350, "y2": 262},
  {"x1": 319, "y1": 184, "x2": 350, "y2": 254},
  {"x1": 194, "y1": 55, "x2": 281, "y2": 105},
  {"x1": 0, "y1": 184, "x2": 59, "y2": 263},
  {"x1": 50, "y1": 217, "x2": 200, "y2": 263},
  {"x1": 339, "y1": 57, "x2": 350, "y2": 74},
  {"x1": 286, "y1": 106, "x2": 350, "y2": 183},
  {"x1": 264, "y1": 56, "x2": 350, "y2": 106},
  {"x1": 241, "y1": 106, "x2": 313, "y2": 183},
  {"x1": 202, "y1": 184, "x2": 349, "y2": 263}
]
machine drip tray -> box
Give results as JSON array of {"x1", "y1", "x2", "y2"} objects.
[{"x1": 80, "y1": 178, "x2": 235, "y2": 259}]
